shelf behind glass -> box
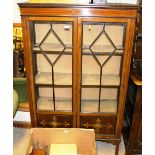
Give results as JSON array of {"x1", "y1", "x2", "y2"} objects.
[
  {"x1": 37, "y1": 97, "x2": 72, "y2": 112},
  {"x1": 82, "y1": 44, "x2": 124, "y2": 55},
  {"x1": 81, "y1": 99, "x2": 117, "y2": 114},
  {"x1": 82, "y1": 74, "x2": 120, "y2": 86},
  {"x1": 35, "y1": 72, "x2": 72, "y2": 85},
  {"x1": 33, "y1": 43, "x2": 72, "y2": 53},
  {"x1": 35, "y1": 72, "x2": 120, "y2": 86}
]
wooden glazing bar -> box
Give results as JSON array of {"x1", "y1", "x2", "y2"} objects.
[
  {"x1": 51, "y1": 66, "x2": 56, "y2": 110},
  {"x1": 98, "y1": 67, "x2": 102, "y2": 112}
]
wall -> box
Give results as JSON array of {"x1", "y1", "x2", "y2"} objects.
[
  {"x1": 107, "y1": 0, "x2": 138, "y2": 4},
  {"x1": 13, "y1": 0, "x2": 28, "y2": 23}
]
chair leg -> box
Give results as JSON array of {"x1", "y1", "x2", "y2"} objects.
[{"x1": 115, "y1": 141, "x2": 120, "y2": 155}]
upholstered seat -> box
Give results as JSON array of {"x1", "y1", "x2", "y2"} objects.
[
  {"x1": 13, "y1": 78, "x2": 28, "y2": 103},
  {"x1": 13, "y1": 78, "x2": 29, "y2": 117},
  {"x1": 13, "y1": 89, "x2": 19, "y2": 117},
  {"x1": 13, "y1": 78, "x2": 29, "y2": 112}
]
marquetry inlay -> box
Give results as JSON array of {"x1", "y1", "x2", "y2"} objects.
[
  {"x1": 40, "y1": 115, "x2": 70, "y2": 127},
  {"x1": 82, "y1": 117, "x2": 113, "y2": 134}
]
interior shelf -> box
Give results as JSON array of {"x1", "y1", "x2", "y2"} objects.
[
  {"x1": 32, "y1": 44, "x2": 123, "y2": 55},
  {"x1": 37, "y1": 98, "x2": 118, "y2": 113},
  {"x1": 81, "y1": 99, "x2": 117, "y2": 113},
  {"x1": 35, "y1": 72, "x2": 120, "y2": 86},
  {"x1": 33, "y1": 43, "x2": 72, "y2": 52},
  {"x1": 82, "y1": 44, "x2": 124, "y2": 55},
  {"x1": 33, "y1": 50, "x2": 72, "y2": 55},
  {"x1": 37, "y1": 97, "x2": 72, "y2": 111},
  {"x1": 82, "y1": 74, "x2": 120, "y2": 86},
  {"x1": 35, "y1": 72, "x2": 72, "y2": 85}
]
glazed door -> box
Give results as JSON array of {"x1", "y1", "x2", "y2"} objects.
[
  {"x1": 77, "y1": 17, "x2": 133, "y2": 138},
  {"x1": 29, "y1": 17, "x2": 77, "y2": 127}
]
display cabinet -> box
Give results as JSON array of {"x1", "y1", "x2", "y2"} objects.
[{"x1": 19, "y1": 2, "x2": 139, "y2": 154}]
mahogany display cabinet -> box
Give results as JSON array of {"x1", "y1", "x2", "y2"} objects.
[{"x1": 18, "y1": 2, "x2": 140, "y2": 154}]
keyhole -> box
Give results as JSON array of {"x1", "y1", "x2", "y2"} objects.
[{"x1": 89, "y1": 26, "x2": 91, "y2": 31}]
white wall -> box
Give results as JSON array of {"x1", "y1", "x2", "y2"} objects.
[
  {"x1": 13, "y1": 0, "x2": 28, "y2": 23},
  {"x1": 107, "y1": 0, "x2": 138, "y2": 4}
]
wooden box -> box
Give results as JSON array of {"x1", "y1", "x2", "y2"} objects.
[{"x1": 26, "y1": 128, "x2": 96, "y2": 155}]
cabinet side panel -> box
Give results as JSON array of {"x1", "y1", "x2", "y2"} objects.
[
  {"x1": 72, "y1": 18, "x2": 78, "y2": 127},
  {"x1": 21, "y1": 17, "x2": 37, "y2": 127},
  {"x1": 115, "y1": 19, "x2": 136, "y2": 138},
  {"x1": 76, "y1": 18, "x2": 83, "y2": 127}
]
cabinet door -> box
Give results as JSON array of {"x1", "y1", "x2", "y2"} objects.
[
  {"x1": 28, "y1": 17, "x2": 77, "y2": 127},
  {"x1": 77, "y1": 17, "x2": 134, "y2": 136}
]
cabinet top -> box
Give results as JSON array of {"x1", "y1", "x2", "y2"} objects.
[
  {"x1": 18, "y1": 2, "x2": 140, "y2": 18},
  {"x1": 18, "y1": 2, "x2": 140, "y2": 10}
]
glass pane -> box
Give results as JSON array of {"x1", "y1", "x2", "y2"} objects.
[
  {"x1": 81, "y1": 88, "x2": 118, "y2": 114},
  {"x1": 98, "y1": 56, "x2": 121, "y2": 74},
  {"x1": 82, "y1": 55, "x2": 121, "y2": 86},
  {"x1": 105, "y1": 24, "x2": 124, "y2": 49},
  {"x1": 83, "y1": 24, "x2": 103, "y2": 47},
  {"x1": 82, "y1": 54, "x2": 100, "y2": 85},
  {"x1": 100, "y1": 88, "x2": 118, "y2": 113},
  {"x1": 33, "y1": 22, "x2": 72, "y2": 52},
  {"x1": 99, "y1": 55, "x2": 121, "y2": 86},
  {"x1": 35, "y1": 23, "x2": 51, "y2": 44},
  {"x1": 81, "y1": 88, "x2": 99, "y2": 113},
  {"x1": 37, "y1": 87, "x2": 72, "y2": 112},
  {"x1": 81, "y1": 21, "x2": 125, "y2": 115},
  {"x1": 52, "y1": 23, "x2": 72, "y2": 48},
  {"x1": 31, "y1": 21, "x2": 73, "y2": 113},
  {"x1": 35, "y1": 54, "x2": 72, "y2": 85},
  {"x1": 82, "y1": 22, "x2": 125, "y2": 54}
]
